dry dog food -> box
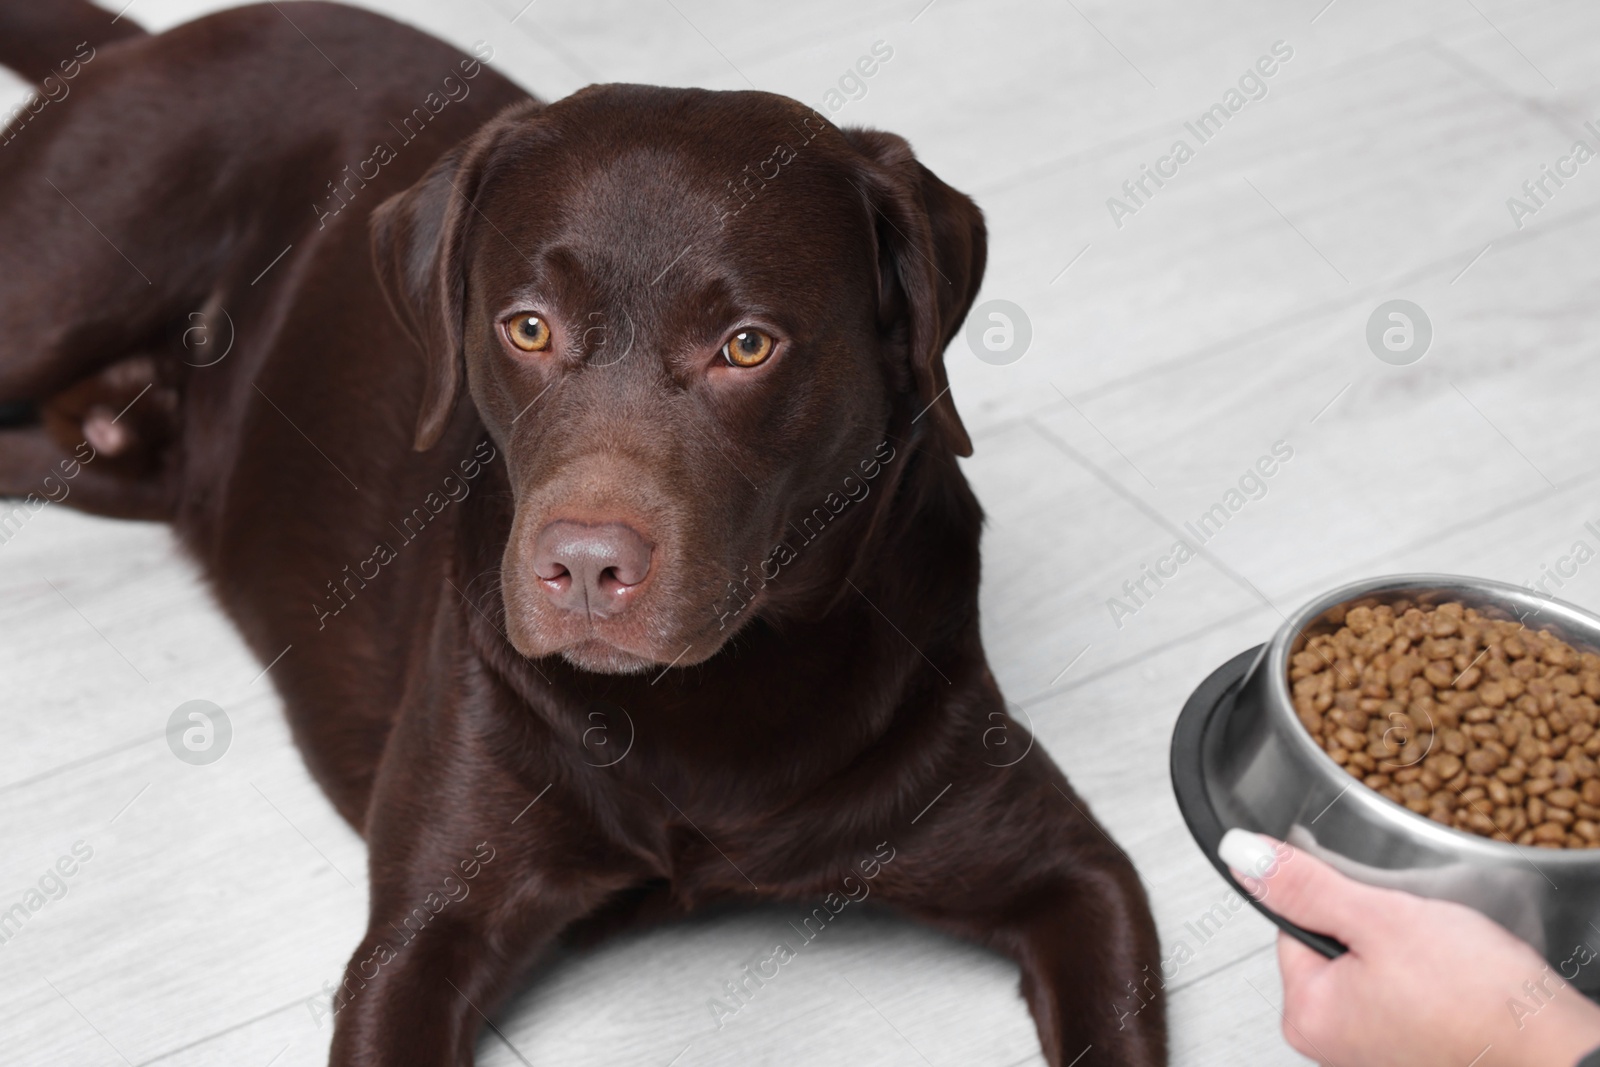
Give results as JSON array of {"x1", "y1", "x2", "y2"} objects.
[{"x1": 1291, "y1": 599, "x2": 1600, "y2": 849}]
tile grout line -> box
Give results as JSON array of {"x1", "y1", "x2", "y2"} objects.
[
  {"x1": 1064, "y1": 186, "x2": 1600, "y2": 410},
  {"x1": 132, "y1": 995, "x2": 314, "y2": 1066},
  {"x1": 1014, "y1": 456, "x2": 1600, "y2": 710},
  {"x1": 1165, "y1": 937, "x2": 1278, "y2": 997},
  {"x1": 1025, "y1": 418, "x2": 1279, "y2": 613},
  {"x1": 0, "y1": 689, "x2": 283, "y2": 797}
]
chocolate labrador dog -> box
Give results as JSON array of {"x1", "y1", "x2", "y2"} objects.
[{"x1": 0, "y1": 2, "x2": 1165, "y2": 1064}]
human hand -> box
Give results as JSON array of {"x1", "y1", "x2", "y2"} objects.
[{"x1": 1218, "y1": 829, "x2": 1600, "y2": 1067}]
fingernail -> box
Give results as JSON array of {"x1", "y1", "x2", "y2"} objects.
[{"x1": 1219, "y1": 829, "x2": 1280, "y2": 879}]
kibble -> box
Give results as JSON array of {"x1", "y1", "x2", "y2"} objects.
[{"x1": 1291, "y1": 598, "x2": 1600, "y2": 849}]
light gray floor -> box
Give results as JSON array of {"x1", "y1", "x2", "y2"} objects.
[{"x1": 3, "y1": 0, "x2": 1599, "y2": 1064}]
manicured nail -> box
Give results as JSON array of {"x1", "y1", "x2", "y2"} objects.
[{"x1": 1219, "y1": 829, "x2": 1280, "y2": 879}]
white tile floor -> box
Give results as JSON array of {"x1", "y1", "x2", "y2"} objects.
[{"x1": 4, "y1": 0, "x2": 1600, "y2": 1064}]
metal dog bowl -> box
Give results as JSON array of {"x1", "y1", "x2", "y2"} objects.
[{"x1": 1172, "y1": 574, "x2": 1600, "y2": 987}]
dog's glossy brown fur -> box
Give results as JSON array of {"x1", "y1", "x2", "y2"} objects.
[{"x1": 0, "y1": 4, "x2": 1166, "y2": 1064}]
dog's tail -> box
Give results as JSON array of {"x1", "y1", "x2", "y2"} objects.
[{"x1": 0, "y1": 0, "x2": 145, "y2": 82}]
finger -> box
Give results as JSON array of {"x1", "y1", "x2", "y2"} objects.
[
  {"x1": 1217, "y1": 829, "x2": 1393, "y2": 945},
  {"x1": 1218, "y1": 828, "x2": 1288, "y2": 881},
  {"x1": 1274, "y1": 937, "x2": 1343, "y2": 1067},
  {"x1": 1276, "y1": 929, "x2": 1332, "y2": 992}
]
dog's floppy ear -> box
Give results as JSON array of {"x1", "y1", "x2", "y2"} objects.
[
  {"x1": 371, "y1": 107, "x2": 530, "y2": 451},
  {"x1": 843, "y1": 127, "x2": 985, "y2": 458}
]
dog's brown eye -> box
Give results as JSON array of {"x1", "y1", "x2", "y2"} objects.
[
  {"x1": 506, "y1": 314, "x2": 552, "y2": 352},
  {"x1": 723, "y1": 329, "x2": 773, "y2": 368}
]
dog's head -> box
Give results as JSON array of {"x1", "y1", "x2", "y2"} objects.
[{"x1": 372, "y1": 85, "x2": 984, "y2": 674}]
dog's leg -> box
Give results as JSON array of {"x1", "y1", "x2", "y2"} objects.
[
  {"x1": 328, "y1": 648, "x2": 642, "y2": 1066},
  {"x1": 0, "y1": 426, "x2": 171, "y2": 520},
  {"x1": 328, "y1": 861, "x2": 603, "y2": 1067},
  {"x1": 0, "y1": 161, "x2": 187, "y2": 406},
  {"x1": 0, "y1": 36, "x2": 239, "y2": 407},
  {"x1": 0, "y1": 0, "x2": 146, "y2": 83},
  {"x1": 869, "y1": 759, "x2": 1168, "y2": 1067},
  {"x1": 328, "y1": 791, "x2": 628, "y2": 1066}
]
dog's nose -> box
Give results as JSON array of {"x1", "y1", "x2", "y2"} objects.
[{"x1": 531, "y1": 521, "x2": 653, "y2": 617}]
